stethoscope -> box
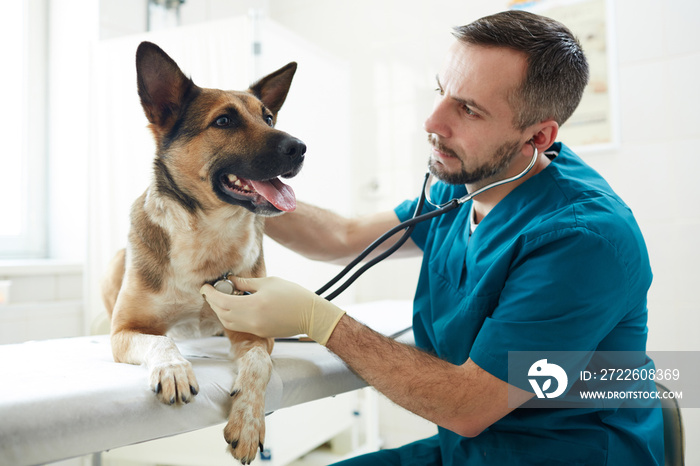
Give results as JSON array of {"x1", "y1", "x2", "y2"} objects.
[
  {"x1": 214, "y1": 141, "x2": 539, "y2": 301},
  {"x1": 315, "y1": 140, "x2": 539, "y2": 301}
]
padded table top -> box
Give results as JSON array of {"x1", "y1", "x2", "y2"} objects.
[{"x1": 0, "y1": 300, "x2": 412, "y2": 465}]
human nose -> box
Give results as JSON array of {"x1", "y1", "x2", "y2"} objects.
[{"x1": 424, "y1": 96, "x2": 451, "y2": 138}]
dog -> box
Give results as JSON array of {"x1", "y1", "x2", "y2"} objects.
[{"x1": 101, "y1": 41, "x2": 305, "y2": 464}]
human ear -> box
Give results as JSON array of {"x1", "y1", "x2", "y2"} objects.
[{"x1": 522, "y1": 120, "x2": 559, "y2": 155}]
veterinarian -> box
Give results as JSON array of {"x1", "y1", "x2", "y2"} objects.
[{"x1": 201, "y1": 10, "x2": 663, "y2": 465}]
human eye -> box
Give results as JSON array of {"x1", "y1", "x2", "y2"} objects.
[{"x1": 462, "y1": 104, "x2": 477, "y2": 117}]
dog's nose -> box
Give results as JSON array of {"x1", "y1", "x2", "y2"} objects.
[{"x1": 278, "y1": 138, "x2": 306, "y2": 161}]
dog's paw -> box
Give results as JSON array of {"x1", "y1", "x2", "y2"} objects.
[
  {"x1": 224, "y1": 388, "x2": 265, "y2": 464},
  {"x1": 149, "y1": 358, "x2": 200, "y2": 405}
]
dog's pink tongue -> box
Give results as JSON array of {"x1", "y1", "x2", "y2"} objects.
[{"x1": 249, "y1": 178, "x2": 297, "y2": 212}]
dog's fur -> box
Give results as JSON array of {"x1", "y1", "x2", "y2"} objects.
[{"x1": 101, "y1": 41, "x2": 305, "y2": 464}]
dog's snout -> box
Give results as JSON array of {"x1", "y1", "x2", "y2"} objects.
[{"x1": 278, "y1": 138, "x2": 306, "y2": 161}]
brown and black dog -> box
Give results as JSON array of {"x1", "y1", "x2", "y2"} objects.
[{"x1": 101, "y1": 41, "x2": 305, "y2": 464}]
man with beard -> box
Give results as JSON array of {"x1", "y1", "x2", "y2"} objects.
[{"x1": 201, "y1": 10, "x2": 663, "y2": 466}]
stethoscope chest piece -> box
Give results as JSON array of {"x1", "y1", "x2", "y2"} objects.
[
  {"x1": 213, "y1": 278, "x2": 235, "y2": 295},
  {"x1": 212, "y1": 274, "x2": 251, "y2": 295}
]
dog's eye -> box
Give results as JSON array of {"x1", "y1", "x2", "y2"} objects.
[
  {"x1": 265, "y1": 115, "x2": 274, "y2": 127},
  {"x1": 215, "y1": 116, "x2": 231, "y2": 127}
]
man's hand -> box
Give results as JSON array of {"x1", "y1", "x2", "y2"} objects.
[{"x1": 200, "y1": 277, "x2": 346, "y2": 345}]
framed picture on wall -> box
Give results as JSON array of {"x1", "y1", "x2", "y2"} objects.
[{"x1": 509, "y1": 0, "x2": 619, "y2": 152}]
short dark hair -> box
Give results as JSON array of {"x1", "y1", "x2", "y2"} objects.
[{"x1": 453, "y1": 10, "x2": 589, "y2": 130}]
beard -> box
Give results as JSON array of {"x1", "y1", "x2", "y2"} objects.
[{"x1": 427, "y1": 135, "x2": 521, "y2": 186}]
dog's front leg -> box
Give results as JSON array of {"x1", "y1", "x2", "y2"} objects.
[
  {"x1": 224, "y1": 332, "x2": 274, "y2": 464},
  {"x1": 111, "y1": 329, "x2": 199, "y2": 405}
]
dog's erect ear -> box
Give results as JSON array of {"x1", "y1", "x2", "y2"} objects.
[
  {"x1": 136, "y1": 41, "x2": 197, "y2": 128},
  {"x1": 249, "y1": 62, "x2": 298, "y2": 115}
]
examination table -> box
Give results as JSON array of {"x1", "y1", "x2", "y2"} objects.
[{"x1": 0, "y1": 300, "x2": 412, "y2": 465}]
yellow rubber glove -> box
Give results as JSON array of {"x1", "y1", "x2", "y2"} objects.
[{"x1": 200, "y1": 276, "x2": 346, "y2": 346}]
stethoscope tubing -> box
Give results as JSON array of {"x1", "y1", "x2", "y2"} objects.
[
  {"x1": 316, "y1": 174, "x2": 459, "y2": 301},
  {"x1": 316, "y1": 142, "x2": 539, "y2": 301}
]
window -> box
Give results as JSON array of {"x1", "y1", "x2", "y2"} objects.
[{"x1": 0, "y1": 1, "x2": 48, "y2": 258}]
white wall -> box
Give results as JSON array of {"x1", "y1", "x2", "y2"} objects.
[
  {"x1": 609, "y1": 0, "x2": 700, "y2": 354},
  {"x1": 0, "y1": 261, "x2": 83, "y2": 344}
]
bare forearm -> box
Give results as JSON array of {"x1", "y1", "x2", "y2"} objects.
[
  {"x1": 265, "y1": 201, "x2": 420, "y2": 264},
  {"x1": 265, "y1": 202, "x2": 353, "y2": 262},
  {"x1": 326, "y1": 314, "x2": 524, "y2": 437}
]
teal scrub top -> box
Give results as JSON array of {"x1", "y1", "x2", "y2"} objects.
[{"x1": 394, "y1": 143, "x2": 663, "y2": 465}]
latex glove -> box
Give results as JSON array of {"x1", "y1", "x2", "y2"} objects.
[{"x1": 200, "y1": 276, "x2": 345, "y2": 346}]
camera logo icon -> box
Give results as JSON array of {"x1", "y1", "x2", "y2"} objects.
[{"x1": 528, "y1": 359, "x2": 568, "y2": 399}]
